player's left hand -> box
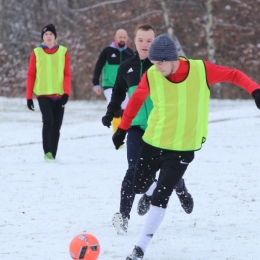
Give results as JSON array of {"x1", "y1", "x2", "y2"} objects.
[
  {"x1": 102, "y1": 113, "x2": 113, "y2": 128},
  {"x1": 61, "y1": 94, "x2": 69, "y2": 107},
  {"x1": 112, "y1": 128, "x2": 127, "y2": 150},
  {"x1": 252, "y1": 89, "x2": 260, "y2": 109}
]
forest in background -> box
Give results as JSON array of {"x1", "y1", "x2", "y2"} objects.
[{"x1": 1, "y1": 0, "x2": 260, "y2": 100}]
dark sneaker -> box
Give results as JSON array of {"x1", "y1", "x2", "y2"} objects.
[
  {"x1": 137, "y1": 194, "x2": 152, "y2": 216},
  {"x1": 126, "y1": 246, "x2": 144, "y2": 260},
  {"x1": 112, "y1": 212, "x2": 128, "y2": 235},
  {"x1": 176, "y1": 184, "x2": 194, "y2": 214}
]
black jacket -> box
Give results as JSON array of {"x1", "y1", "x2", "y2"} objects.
[
  {"x1": 107, "y1": 52, "x2": 153, "y2": 115},
  {"x1": 92, "y1": 45, "x2": 134, "y2": 87}
]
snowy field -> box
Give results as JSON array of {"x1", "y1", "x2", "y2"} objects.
[{"x1": 0, "y1": 97, "x2": 260, "y2": 260}]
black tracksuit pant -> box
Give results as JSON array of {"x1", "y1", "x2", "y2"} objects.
[
  {"x1": 38, "y1": 97, "x2": 64, "y2": 158},
  {"x1": 133, "y1": 141, "x2": 195, "y2": 209},
  {"x1": 120, "y1": 127, "x2": 186, "y2": 219}
]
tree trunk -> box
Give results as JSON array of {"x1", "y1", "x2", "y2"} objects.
[
  {"x1": 204, "y1": 0, "x2": 222, "y2": 98},
  {"x1": 160, "y1": 0, "x2": 186, "y2": 56}
]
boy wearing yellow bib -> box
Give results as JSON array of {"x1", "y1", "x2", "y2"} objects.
[{"x1": 26, "y1": 24, "x2": 71, "y2": 161}]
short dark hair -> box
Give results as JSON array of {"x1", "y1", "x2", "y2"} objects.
[{"x1": 134, "y1": 23, "x2": 157, "y2": 37}]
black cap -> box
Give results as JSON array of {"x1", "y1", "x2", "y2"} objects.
[{"x1": 41, "y1": 24, "x2": 57, "y2": 39}]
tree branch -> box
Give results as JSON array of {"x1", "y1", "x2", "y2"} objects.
[
  {"x1": 115, "y1": 10, "x2": 163, "y2": 25},
  {"x1": 70, "y1": 0, "x2": 127, "y2": 12}
]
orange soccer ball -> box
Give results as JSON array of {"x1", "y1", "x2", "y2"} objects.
[{"x1": 69, "y1": 233, "x2": 100, "y2": 260}]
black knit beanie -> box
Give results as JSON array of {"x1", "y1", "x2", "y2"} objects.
[
  {"x1": 41, "y1": 24, "x2": 57, "y2": 39},
  {"x1": 148, "y1": 33, "x2": 178, "y2": 61}
]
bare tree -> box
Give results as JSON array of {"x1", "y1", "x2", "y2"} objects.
[
  {"x1": 160, "y1": 0, "x2": 185, "y2": 56},
  {"x1": 203, "y1": 0, "x2": 222, "y2": 98},
  {"x1": 1, "y1": 0, "x2": 260, "y2": 99}
]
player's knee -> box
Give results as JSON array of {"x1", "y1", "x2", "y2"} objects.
[
  {"x1": 132, "y1": 182, "x2": 150, "y2": 194},
  {"x1": 122, "y1": 178, "x2": 132, "y2": 189},
  {"x1": 43, "y1": 119, "x2": 53, "y2": 127},
  {"x1": 122, "y1": 170, "x2": 134, "y2": 187},
  {"x1": 132, "y1": 185, "x2": 143, "y2": 194}
]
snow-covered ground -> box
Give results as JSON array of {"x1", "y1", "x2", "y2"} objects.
[{"x1": 0, "y1": 97, "x2": 259, "y2": 260}]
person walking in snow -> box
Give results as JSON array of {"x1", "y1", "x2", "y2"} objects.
[
  {"x1": 93, "y1": 29, "x2": 134, "y2": 133},
  {"x1": 26, "y1": 23, "x2": 71, "y2": 161},
  {"x1": 102, "y1": 24, "x2": 193, "y2": 235},
  {"x1": 112, "y1": 33, "x2": 260, "y2": 260}
]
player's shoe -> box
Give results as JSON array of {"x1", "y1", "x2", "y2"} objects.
[
  {"x1": 44, "y1": 152, "x2": 54, "y2": 161},
  {"x1": 112, "y1": 212, "x2": 128, "y2": 235},
  {"x1": 126, "y1": 246, "x2": 144, "y2": 260},
  {"x1": 137, "y1": 194, "x2": 152, "y2": 216},
  {"x1": 176, "y1": 183, "x2": 194, "y2": 214}
]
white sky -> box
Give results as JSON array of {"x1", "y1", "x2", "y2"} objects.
[{"x1": 0, "y1": 97, "x2": 259, "y2": 260}]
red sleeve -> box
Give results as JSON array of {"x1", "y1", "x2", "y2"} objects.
[
  {"x1": 63, "y1": 51, "x2": 71, "y2": 95},
  {"x1": 26, "y1": 52, "x2": 36, "y2": 100},
  {"x1": 119, "y1": 72, "x2": 150, "y2": 130},
  {"x1": 204, "y1": 61, "x2": 260, "y2": 94}
]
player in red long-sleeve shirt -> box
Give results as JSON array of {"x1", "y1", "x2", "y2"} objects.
[
  {"x1": 119, "y1": 58, "x2": 260, "y2": 131},
  {"x1": 26, "y1": 24, "x2": 71, "y2": 161},
  {"x1": 112, "y1": 34, "x2": 260, "y2": 260}
]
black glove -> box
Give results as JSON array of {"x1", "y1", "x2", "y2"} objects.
[
  {"x1": 27, "y1": 99, "x2": 34, "y2": 111},
  {"x1": 101, "y1": 113, "x2": 113, "y2": 128},
  {"x1": 252, "y1": 89, "x2": 260, "y2": 109},
  {"x1": 61, "y1": 94, "x2": 69, "y2": 106},
  {"x1": 112, "y1": 128, "x2": 127, "y2": 150}
]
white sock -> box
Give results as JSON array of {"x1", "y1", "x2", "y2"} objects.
[
  {"x1": 145, "y1": 181, "x2": 157, "y2": 196},
  {"x1": 136, "y1": 205, "x2": 166, "y2": 252}
]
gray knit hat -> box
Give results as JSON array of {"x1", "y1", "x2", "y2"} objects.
[{"x1": 148, "y1": 33, "x2": 178, "y2": 61}]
